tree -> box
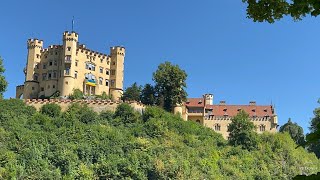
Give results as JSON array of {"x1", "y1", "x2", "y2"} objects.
[
  {"x1": 122, "y1": 82, "x2": 142, "y2": 102},
  {"x1": 153, "y1": 61, "x2": 187, "y2": 111},
  {"x1": 279, "y1": 118, "x2": 305, "y2": 146},
  {"x1": 140, "y1": 84, "x2": 156, "y2": 105},
  {"x1": 306, "y1": 101, "x2": 320, "y2": 158},
  {"x1": 0, "y1": 56, "x2": 8, "y2": 99},
  {"x1": 242, "y1": 0, "x2": 320, "y2": 23},
  {"x1": 228, "y1": 110, "x2": 259, "y2": 151}
]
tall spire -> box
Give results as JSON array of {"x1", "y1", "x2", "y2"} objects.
[{"x1": 72, "y1": 16, "x2": 75, "y2": 32}]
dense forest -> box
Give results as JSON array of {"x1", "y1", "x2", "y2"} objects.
[{"x1": 0, "y1": 99, "x2": 319, "y2": 179}]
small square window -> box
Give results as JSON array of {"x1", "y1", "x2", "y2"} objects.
[
  {"x1": 53, "y1": 85, "x2": 55, "y2": 89},
  {"x1": 41, "y1": 87, "x2": 44, "y2": 91},
  {"x1": 67, "y1": 47, "x2": 71, "y2": 51},
  {"x1": 49, "y1": 61, "x2": 53, "y2": 66}
]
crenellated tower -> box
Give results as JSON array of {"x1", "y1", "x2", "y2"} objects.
[
  {"x1": 58, "y1": 31, "x2": 78, "y2": 97},
  {"x1": 109, "y1": 46, "x2": 125, "y2": 101},
  {"x1": 23, "y1": 39, "x2": 43, "y2": 99}
]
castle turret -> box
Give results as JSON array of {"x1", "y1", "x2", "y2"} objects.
[
  {"x1": 23, "y1": 39, "x2": 43, "y2": 99},
  {"x1": 204, "y1": 93, "x2": 214, "y2": 105},
  {"x1": 109, "y1": 46, "x2": 125, "y2": 101},
  {"x1": 58, "y1": 31, "x2": 79, "y2": 97}
]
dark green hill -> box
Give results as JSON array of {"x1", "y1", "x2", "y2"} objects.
[{"x1": 0, "y1": 99, "x2": 319, "y2": 179}]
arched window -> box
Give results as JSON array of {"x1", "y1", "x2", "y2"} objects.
[
  {"x1": 196, "y1": 119, "x2": 200, "y2": 123},
  {"x1": 33, "y1": 73, "x2": 39, "y2": 81},
  {"x1": 214, "y1": 124, "x2": 221, "y2": 131},
  {"x1": 259, "y1": 125, "x2": 266, "y2": 132}
]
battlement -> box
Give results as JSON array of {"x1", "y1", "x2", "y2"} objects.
[
  {"x1": 41, "y1": 45, "x2": 62, "y2": 52},
  {"x1": 63, "y1": 31, "x2": 78, "y2": 42},
  {"x1": 77, "y1": 45, "x2": 109, "y2": 59},
  {"x1": 27, "y1": 38, "x2": 43, "y2": 49},
  {"x1": 25, "y1": 99, "x2": 145, "y2": 113},
  {"x1": 110, "y1": 46, "x2": 125, "y2": 56},
  {"x1": 16, "y1": 85, "x2": 24, "y2": 90}
]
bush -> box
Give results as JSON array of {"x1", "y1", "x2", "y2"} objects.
[
  {"x1": 69, "y1": 89, "x2": 84, "y2": 100},
  {"x1": 79, "y1": 109, "x2": 98, "y2": 124},
  {"x1": 114, "y1": 103, "x2": 140, "y2": 124},
  {"x1": 40, "y1": 103, "x2": 61, "y2": 118}
]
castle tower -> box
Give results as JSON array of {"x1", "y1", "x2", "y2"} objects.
[
  {"x1": 109, "y1": 46, "x2": 125, "y2": 101},
  {"x1": 58, "y1": 31, "x2": 78, "y2": 97},
  {"x1": 204, "y1": 93, "x2": 214, "y2": 105},
  {"x1": 23, "y1": 39, "x2": 43, "y2": 99}
]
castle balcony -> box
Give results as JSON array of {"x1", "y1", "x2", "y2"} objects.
[{"x1": 187, "y1": 110, "x2": 204, "y2": 116}]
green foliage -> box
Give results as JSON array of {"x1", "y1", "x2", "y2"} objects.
[
  {"x1": 0, "y1": 56, "x2": 8, "y2": 99},
  {"x1": 306, "y1": 101, "x2": 320, "y2": 158},
  {"x1": 242, "y1": 0, "x2": 320, "y2": 23},
  {"x1": 114, "y1": 103, "x2": 140, "y2": 124},
  {"x1": 122, "y1": 82, "x2": 142, "y2": 102},
  {"x1": 95, "y1": 91, "x2": 111, "y2": 100},
  {"x1": 0, "y1": 100, "x2": 319, "y2": 179},
  {"x1": 140, "y1": 83, "x2": 156, "y2": 105},
  {"x1": 279, "y1": 118, "x2": 305, "y2": 146},
  {"x1": 69, "y1": 89, "x2": 84, "y2": 100},
  {"x1": 40, "y1": 103, "x2": 61, "y2": 118},
  {"x1": 153, "y1": 61, "x2": 187, "y2": 111},
  {"x1": 228, "y1": 110, "x2": 259, "y2": 151}
]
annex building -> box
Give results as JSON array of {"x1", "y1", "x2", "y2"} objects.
[
  {"x1": 175, "y1": 94, "x2": 278, "y2": 139},
  {"x1": 16, "y1": 31, "x2": 125, "y2": 101}
]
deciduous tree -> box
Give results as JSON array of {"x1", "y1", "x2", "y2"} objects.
[
  {"x1": 279, "y1": 118, "x2": 305, "y2": 146},
  {"x1": 153, "y1": 61, "x2": 187, "y2": 111},
  {"x1": 228, "y1": 110, "x2": 259, "y2": 151},
  {"x1": 0, "y1": 56, "x2": 8, "y2": 99},
  {"x1": 122, "y1": 82, "x2": 142, "y2": 102},
  {"x1": 242, "y1": 0, "x2": 320, "y2": 23},
  {"x1": 140, "y1": 84, "x2": 156, "y2": 105}
]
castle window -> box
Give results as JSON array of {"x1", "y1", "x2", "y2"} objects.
[
  {"x1": 43, "y1": 63, "x2": 47, "y2": 69},
  {"x1": 74, "y1": 71, "x2": 78, "y2": 79},
  {"x1": 41, "y1": 87, "x2": 44, "y2": 91},
  {"x1": 48, "y1": 72, "x2": 52, "y2": 79},
  {"x1": 36, "y1": 54, "x2": 40, "y2": 58},
  {"x1": 107, "y1": 61, "x2": 110, "y2": 65},
  {"x1": 55, "y1": 52, "x2": 58, "y2": 55},
  {"x1": 196, "y1": 119, "x2": 200, "y2": 123},
  {"x1": 106, "y1": 69, "x2": 110, "y2": 75},
  {"x1": 214, "y1": 124, "x2": 221, "y2": 131},
  {"x1": 53, "y1": 71, "x2": 57, "y2": 78},
  {"x1": 65, "y1": 81, "x2": 68, "y2": 85},
  {"x1": 75, "y1": 60, "x2": 78, "y2": 67},
  {"x1": 53, "y1": 85, "x2": 56, "y2": 89},
  {"x1": 111, "y1": 70, "x2": 116, "y2": 75},
  {"x1": 67, "y1": 47, "x2": 71, "y2": 51},
  {"x1": 105, "y1": 80, "x2": 109, "y2": 86},
  {"x1": 100, "y1": 59, "x2": 103, "y2": 63},
  {"x1": 42, "y1": 73, "x2": 47, "y2": 80},
  {"x1": 32, "y1": 87, "x2": 35, "y2": 90},
  {"x1": 35, "y1": 63, "x2": 39, "y2": 69},
  {"x1": 33, "y1": 74, "x2": 38, "y2": 81},
  {"x1": 65, "y1": 55, "x2": 71, "y2": 61},
  {"x1": 54, "y1": 60, "x2": 57, "y2": 66},
  {"x1": 112, "y1": 62, "x2": 116, "y2": 65},
  {"x1": 99, "y1": 77, "x2": 103, "y2": 85},
  {"x1": 49, "y1": 61, "x2": 53, "y2": 66},
  {"x1": 259, "y1": 125, "x2": 266, "y2": 132},
  {"x1": 100, "y1": 67, "x2": 103, "y2": 73}
]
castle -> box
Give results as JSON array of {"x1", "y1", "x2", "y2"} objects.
[
  {"x1": 16, "y1": 31, "x2": 125, "y2": 100},
  {"x1": 174, "y1": 94, "x2": 278, "y2": 139}
]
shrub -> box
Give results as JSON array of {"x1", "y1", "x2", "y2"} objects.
[
  {"x1": 114, "y1": 103, "x2": 140, "y2": 124},
  {"x1": 40, "y1": 103, "x2": 61, "y2": 118},
  {"x1": 69, "y1": 89, "x2": 84, "y2": 100}
]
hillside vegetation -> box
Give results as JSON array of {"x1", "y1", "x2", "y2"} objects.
[{"x1": 0, "y1": 99, "x2": 319, "y2": 179}]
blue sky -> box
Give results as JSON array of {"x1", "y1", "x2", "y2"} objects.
[{"x1": 0, "y1": 0, "x2": 319, "y2": 133}]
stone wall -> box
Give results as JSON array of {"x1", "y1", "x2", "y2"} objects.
[{"x1": 25, "y1": 99, "x2": 145, "y2": 113}]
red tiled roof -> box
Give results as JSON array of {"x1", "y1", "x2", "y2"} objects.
[
  {"x1": 185, "y1": 98, "x2": 205, "y2": 107},
  {"x1": 205, "y1": 104, "x2": 273, "y2": 117}
]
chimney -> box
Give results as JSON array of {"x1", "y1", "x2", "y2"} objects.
[
  {"x1": 219, "y1": 100, "x2": 226, "y2": 105},
  {"x1": 249, "y1": 101, "x2": 256, "y2": 106}
]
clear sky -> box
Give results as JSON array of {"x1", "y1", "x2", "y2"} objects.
[{"x1": 0, "y1": 0, "x2": 319, "y2": 133}]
